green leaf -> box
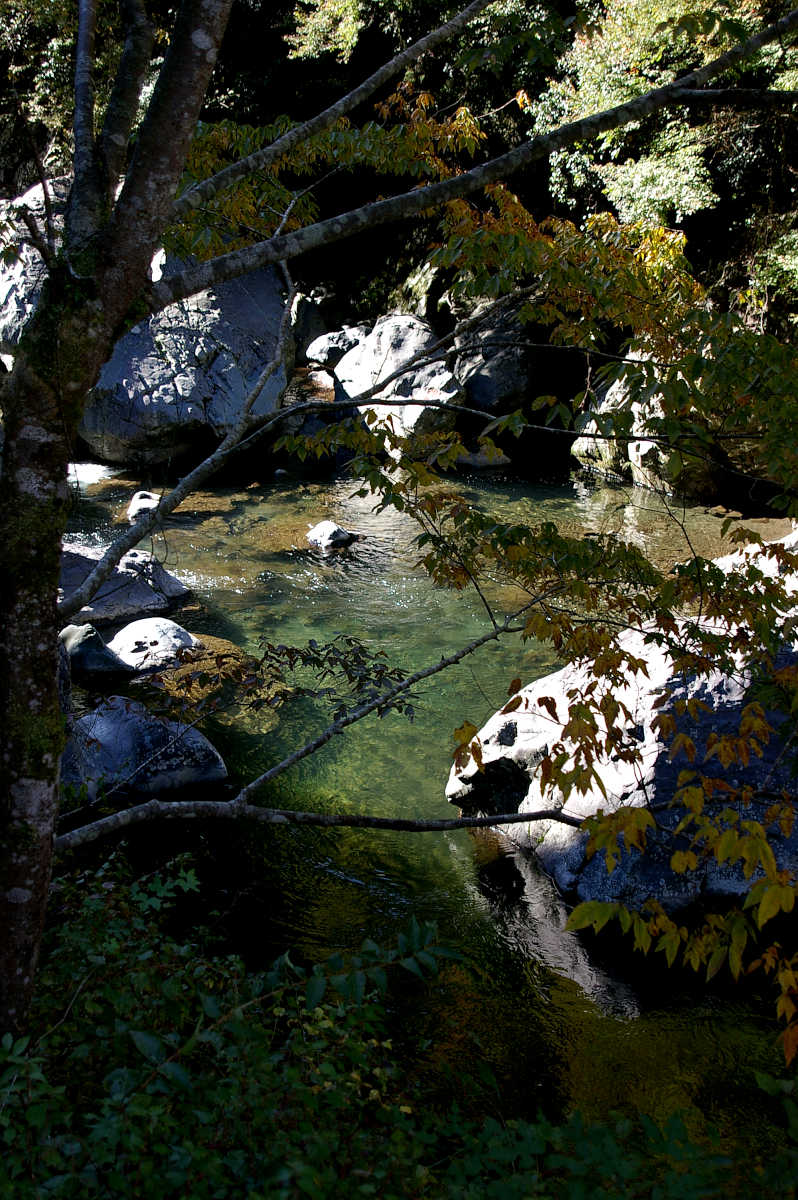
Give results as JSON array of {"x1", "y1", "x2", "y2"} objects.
[
  {"x1": 305, "y1": 974, "x2": 327, "y2": 1010},
  {"x1": 129, "y1": 1030, "x2": 165, "y2": 1064}
]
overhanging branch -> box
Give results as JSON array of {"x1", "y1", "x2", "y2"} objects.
[
  {"x1": 54, "y1": 801, "x2": 583, "y2": 853},
  {"x1": 170, "y1": 0, "x2": 496, "y2": 221},
  {"x1": 149, "y1": 7, "x2": 798, "y2": 313}
]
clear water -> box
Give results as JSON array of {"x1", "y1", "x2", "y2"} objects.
[{"x1": 68, "y1": 468, "x2": 792, "y2": 1143}]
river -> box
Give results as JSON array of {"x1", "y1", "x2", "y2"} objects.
[{"x1": 67, "y1": 463, "x2": 792, "y2": 1149}]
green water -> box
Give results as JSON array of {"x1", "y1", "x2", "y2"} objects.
[{"x1": 68, "y1": 467, "x2": 791, "y2": 1145}]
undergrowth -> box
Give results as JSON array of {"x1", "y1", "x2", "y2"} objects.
[{"x1": 3, "y1": 856, "x2": 798, "y2": 1197}]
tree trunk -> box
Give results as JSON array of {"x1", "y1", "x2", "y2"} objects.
[{"x1": 0, "y1": 283, "x2": 115, "y2": 1032}]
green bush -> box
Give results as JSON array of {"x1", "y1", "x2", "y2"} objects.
[{"x1": 3, "y1": 859, "x2": 798, "y2": 1197}]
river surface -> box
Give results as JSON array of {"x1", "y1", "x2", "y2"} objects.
[{"x1": 68, "y1": 465, "x2": 792, "y2": 1147}]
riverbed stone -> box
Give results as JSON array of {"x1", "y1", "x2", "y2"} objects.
[
  {"x1": 106, "y1": 617, "x2": 204, "y2": 672},
  {"x1": 59, "y1": 622, "x2": 134, "y2": 677},
  {"x1": 60, "y1": 542, "x2": 191, "y2": 625},
  {"x1": 447, "y1": 534, "x2": 798, "y2": 913},
  {"x1": 127, "y1": 490, "x2": 161, "y2": 523},
  {"x1": 306, "y1": 520, "x2": 361, "y2": 551},
  {"x1": 306, "y1": 325, "x2": 369, "y2": 368},
  {"x1": 61, "y1": 694, "x2": 227, "y2": 800}
]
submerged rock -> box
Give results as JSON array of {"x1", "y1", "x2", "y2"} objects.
[
  {"x1": 306, "y1": 520, "x2": 361, "y2": 551},
  {"x1": 62, "y1": 694, "x2": 227, "y2": 801}
]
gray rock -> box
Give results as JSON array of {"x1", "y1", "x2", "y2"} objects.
[
  {"x1": 60, "y1": 542, "x2": 191, "y2": 625},
  {"x1": 571, "y1": 363, "x2": 665, "y2": 490},
  {"x1": 447, "y1": 535, "x2": 798, "y2": 913},
  {"x1": 334, "y1": 314, "x2": 462, "y2": 443},
  {"x1": 0, "y1": 178, "x2": 70, "y2": 352},
  {"x1": 59, "y1": 623, "x2": 134, "y2": 676},
  {"x1": 306, "y1": 520, "x2": 361, "y2": 551},
  {"x1": 106, "y1": 617, "x2": 204, "y2": 672},
  {"x1": 127, "y1": 490, "x2": 161, "y2": 524},
  {"x1": 61, "y1": 695, "x2": 227, "y2": 801},
  {"x1": 306, "y1": 325, "x2": 369, "y2": 369},
  {"x1": 79, "y1": 265, "x2": 292, "y2": 465},
  {"x1": 454, "y1": 307, "x2": 529, "y2": 414}
]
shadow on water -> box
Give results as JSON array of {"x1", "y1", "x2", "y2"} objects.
[{"x1": 67, "y1": 467, "x2": 793, "y2": 1147}]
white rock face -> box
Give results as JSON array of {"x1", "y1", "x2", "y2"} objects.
[
  {"x1": 306, "y1": 325, "x2": 369, "y2": 368},
  {"x1": 107, "y1": 617, "x2": 204, "y2": 671},
  {"x1": 0, "y1": 179, "x2": 71, "y2": 352},
  {"x1": 447, "y1": 535, "x2": 798, "y2": 912},
  {"x1": 127, "y1": 490, "x2": 161, "y2": 523},
  {"x1": 61, "y1": 695, "x2": 227, "y2": 799},
  {"x1": 60, "y1": 543, "x2": 191, "y2": 625},
  {"x1": 334, "y1": 314, "x2": 462, "y2": 443},
  {"x1": 306, "y1": 520, "x2": 361, "y2": 551}
]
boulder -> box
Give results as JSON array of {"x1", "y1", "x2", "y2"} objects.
[
  {"x1": 79, "y1": 265, "x2": 292, "y2": 465},
  {"x1": 447, "y1": 536, "x2": 798, "y2": 913},
  {"x1": 334, "y1": 314, "x2": 462, "y2": 443},
  {"x1": 0, "y1": 178, "x2": 70, "y2": 352},
  {"x1": 306, "y1": 520, "x2": 361, "y2": 551},
  {"x1": 127, "y1": 490, "x2": 161, "y2": 523},
  {"x1": 106, "y1": 617, "x2": 204, "y2": 672},
  {"x1": 59, "y1": 623, "x2": 134, "y2": 677},
  {"x1": 306, "y1": 325, "x2": 369, "y2": 369},
  {"x1": 454, "y1": 307, "x2": 529, "y2": 414},
  {"x1": 60, "y1": 542, "x2": 191, "y2": 625},
  {"x1": 571, "y1": 365, "x2": 666, "y2": 491},
  {"x1": 61, "y1": 695, "x2": 227, "y2": 801}
]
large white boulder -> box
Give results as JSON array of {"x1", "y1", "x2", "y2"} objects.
[
  {"x1": 334, "y1": 314, "x2": 462, "y2": 442},
  {"x1": 106, "y1": 617, "x2": 204, "y2": 672},
  {"x1": 447, "y1": 535, "x2": 798, "y2": 912}
]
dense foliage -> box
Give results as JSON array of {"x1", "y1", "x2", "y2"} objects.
[{"x1": 4, "y1": 863, "x2": 798, "y2": 1197}]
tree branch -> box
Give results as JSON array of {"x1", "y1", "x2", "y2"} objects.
[
  {"x1": 149, "y1": 7, "x2": 798, "y2": 312},
  {"x1": 54, "y1": 800, "x2": 582, "y2": 853},
  {"x1": 99, "y1": 0, "x2": 156, "y2": 200},
  {"x1": 171, "y1": 0, "x2": 496, "y2": 221},
  {"x1": 67, "y1": 0, "x2": 102, "y2": 251},
  {"x1": 671, "y1": 87, "x2": 798, "y2": 107},
  {"x1": 100, "y1": 0, "x2": 235, "y2": 314}
]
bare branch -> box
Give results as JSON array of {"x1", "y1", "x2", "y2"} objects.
[
  {"x1": 101, "y1": 0, "x2": 235, "y2": 310},
  {"x1": 54, "y1": 801, "x2": 582, "y2": 853},
  {"x1": 171, "y1": 0, "x2": 496, "y2": 221},
  {"x1": 150, "y1": 7, "x2": 798, "y2": 312},
  {"x1": 16, "y1": 208, "x2": 56, "y2": 269},
  {"x1": 67, "y1": 0, "x2": 102, "y2": 250},
  {"x1": 12, "y1": 96, "x2": 57, "y2": 253},
  {"x1": 73, "y1": 0, "x2": 97, "y2": 188},
  {"x1": 99, "y1": 0, "x2": 156, "y2": 199}
]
